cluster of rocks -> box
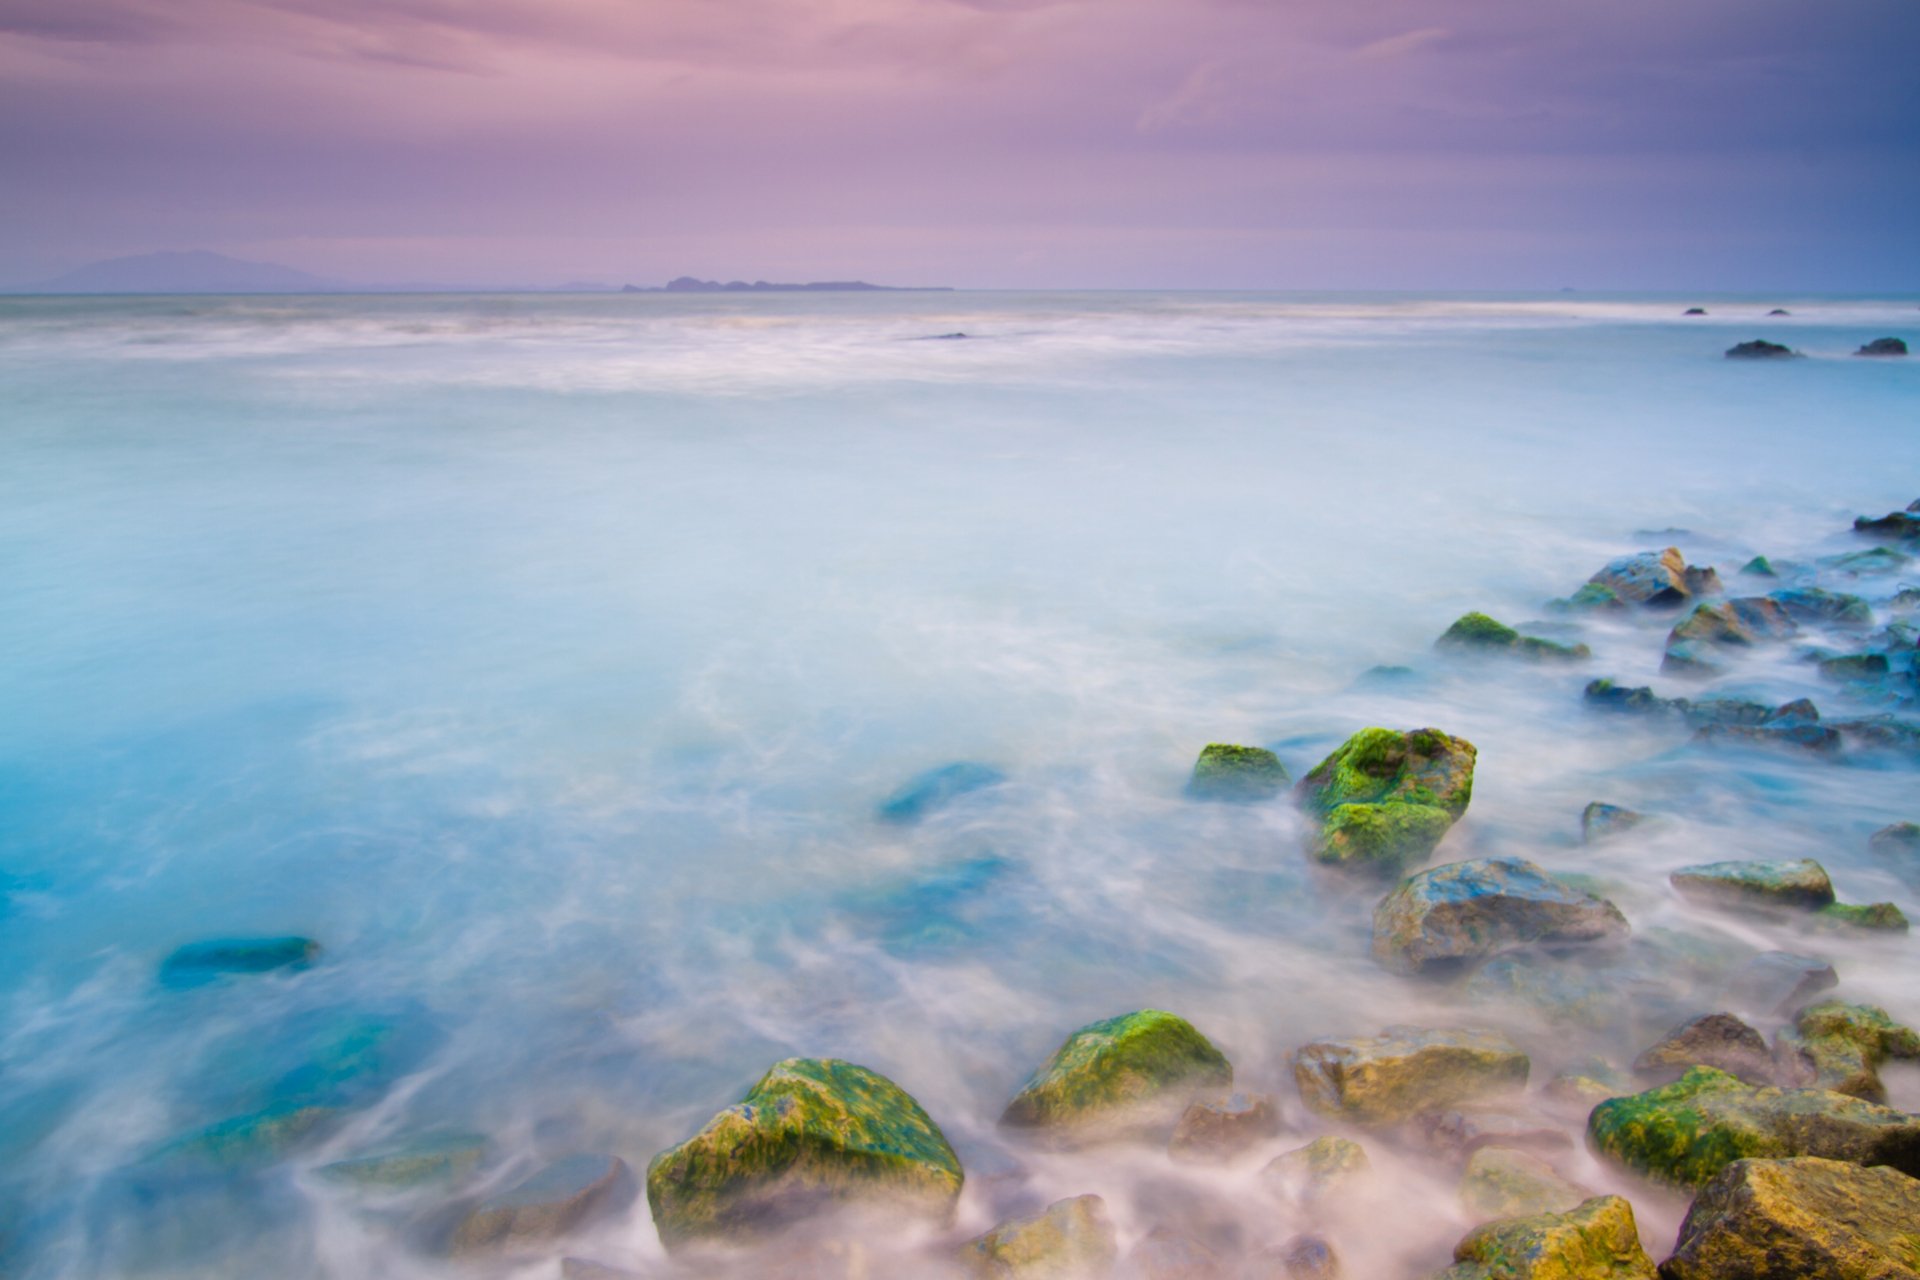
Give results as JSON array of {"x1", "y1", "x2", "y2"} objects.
[{"x1": 1722, "y1": 336, "x2": 1906, "y2": 359}]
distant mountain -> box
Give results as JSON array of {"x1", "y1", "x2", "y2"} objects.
[
  {"x1": 21, "y1": 250, "x2": 341, "y2": 294},
  {"x1": 625, "y1": 276, "x2": 952, "y2": 293}
]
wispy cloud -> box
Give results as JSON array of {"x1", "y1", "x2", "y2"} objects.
[{"x1": 1354, "y1": 26, "x2": 1449, "y2": 60}]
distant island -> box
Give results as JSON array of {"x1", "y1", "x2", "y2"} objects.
[{"x1": 626, "y1": 277, "x2": 952, "y2": 294}]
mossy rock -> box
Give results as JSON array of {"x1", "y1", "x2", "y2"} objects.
[
  {"x1": 1187, "y1": 744, "x2": 1289, "y2": 802},
  {"x1": 1372, "y1": 858, "x2": 1629, "y2": 976},
  {"x1": 1662, "y1": 1156, "x2": 1920, "y2": 1280},
  {"x1": 959, "y1": 1194, "x2": 1117, "y2": 1279},
  {"x1": 1295, "y1": 728, "x2": 1476, "y2": 878},
  {"x1": 1437, "y1": 612, "x2": 1589, "y2": 661},
  {"x1": 1433, "y1": 1195, "x2": 1657, "y2": 1279},
  {"x1": 1459, "y1": 1148, "x2": 1588, "y2": 1222},
  {"x1": 1586, "y1": 1066, "x2": 1920, "y2": 1189},
  {"x1": 1813, "y1": 901, "x2": 1910, "y2": 933},
  {"x1": 1292, "y1": 1027, "x2": 1527, "y2": 1126},
  {"x1": 1661, "y1": 599, "x2": 1798, "y2": 675},
  {"x1": 645, "y1": 1058, "x2": 962, "y2": 1249},
  {"x1": 1001, "y1": 1010, "x2": 1231, "y2": 1143},
  {"x1": 1670, "y1": 859, "x2": 1834, "y2": 913},
  {"x1": 1261, "y1": 1135, "x2": 1372, "y2": 1206},
  {"x1": 1775, "y1": 1002, "x2": 1920, "y2": 1103},
  {"x1": 1768, "y1": 586, "x2": 1873, "y2": 628}
]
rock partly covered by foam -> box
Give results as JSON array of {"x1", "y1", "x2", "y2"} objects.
[
  {"x1": 1869, "y1": 821, "x2": 1920, "y2": 858},
  {"x1": 959, "y1": 1195, "x2": 1117, "y2": 1279},
  {"x1": 1294, "y1": 727, "x2": 1476, "y2": 878},
  {"x1": 646, "y1": 1057, "x2": 963, "y2": 1248},
  {"x1": 1581, "y1": 803, "x2": 1644, "y2": 844},
  {"x1": 1459, "y1": 1147, "x2": 1588, "y2": 1221},
  {"x1": 1168, "y1": 1090, "x2": 1281, "y2": 1164},
  {"x1": 1725, "y1": 339, "x2": 1799, "y2": 359},
  {"x1": 158, "y1": 936, "x2": 321, "y2": 988},
  {"x1": 876, "y1": 762, "x2": 1006, "y2": 824},
  {"x1": 451, "y1": 1155, "x2": 636, "y2": 1257},
  {"x1": 1661, "y1": 1156, "x2": 1920, "y2": 1280},
  {"x1": 1632, "y1": 1014, "x2": 1773, "y2": 1085},
  {"x1": 1854, "y1": 500, "x2": 1920, "y2": 542},
  {"x1": 1670, "y1": 858, "x2": 1835, "y2": 913},
  {"x1": 1292, "y1": 1027, "x2": 1528, "y2": 1125},
  {"x1": 1372, "y1": 858, "x2": 1629, "y2": 976},
  {"x1": 1717, "y1": 951, "x2": 1837, "y2": 1017},
  {"x1": 1583, "y1": 547, "x2": 1720, "y2": 609},
  {"x1": 1774, "y1": 1002, "x2": 1920, "y2": 1103},
  {"x1": 1432, "y1": 1195, "x2": 1657, "y2": 1280},
  {"x1": 1661, "y1": 598, "x2": 1798, "y2": 675},
  {"x1": 1856, "y1": 337, "x2": 1909, "y2": 356},
  {"x1": 1187, "y1": 744, "x2": 1289, "y2": 801},
  {"x1": 1000, "y1": 1010, "x2": 1232, "y2": 1143},
  {"x1": 1587, "y1": 1065, "x2": 1920, "y2": 1188},
  {"x1": 318, "y1": 1131, "x2": 488, "y2": 1190},
  {"x1": 1435, "y1": 612, "x2": 1590, "y2": 661},
  {"x1": 1261, "y1": 1135, "x2": 1371, "y2": 1205}
]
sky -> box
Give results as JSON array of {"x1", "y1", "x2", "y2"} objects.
[{"x1": 2, "y1": 0, "x2": 1918, "y2": 290}]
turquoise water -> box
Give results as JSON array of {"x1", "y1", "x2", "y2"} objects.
[{"x1": 0, "y1": 292, "x2": 1916, "y2": 1276}]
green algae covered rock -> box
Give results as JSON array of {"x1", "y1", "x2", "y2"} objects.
[
  {"x1": 960, "y1": 1194, "x2": 1118, "y2": 1279},
  {"x1": 1295, "y1": 727, "x2": 1477, "y2": 878},
  {"x1": 1434, "y1": 1195, "x2": 1657, "y2": 1280},
  {"x1": 1373, "y1": 858, "x2": 1629, "y2": 976},
  {"x1": 1437, "y1": 613, "x2": 1591, "y2": 662},
  {"x1": 1670, "y1": 858, "x2": 1834, "y2": 913},
  {"x1": 1586, "y1": 1066, "x2": 1920, "y2": 1189},
  {"x1": 1001, "y1": 1010, "x2": 1231, "y2": 1143},
  {"x1": 1262, "y1": 1135, "x2": 1372, "y2": 1205},
  {"x1": 1187, "y1": 744, "x2": 1289, "y2": 802},
  {"x1": 1661, "y1": 598, "x2": 1798, "y2": 675},
  {"x1": 1813, "y1": 901, "x2": 1910, "y2": 932},
  {"x1": 1775, "y1": 1002, "x2": 1920, "y2": 1103},
  {"x1": 646, "y1": 1057, "x2": 962, "y2": 1249},
  {"x1": 1293, "y1": 1027, "x2": 1528, "y2": 1125},
  {"x1": 1661, "y1": 1156, "x2": 1920, "y2": 1280},
  {"x1": 1460, "y1": 1148, "x2": 1588, "y2": 1222}
]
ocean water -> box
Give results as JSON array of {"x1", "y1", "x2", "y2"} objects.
[{"x1": 0, "y1": 291, "x2": 1915, "y2": 1278}]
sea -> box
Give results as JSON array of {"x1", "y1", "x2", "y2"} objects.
[{"x1": 0, "y1": 291, "x2": 1916, "y2": 1277}]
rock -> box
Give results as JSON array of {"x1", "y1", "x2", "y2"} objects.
[
  {"x1": 1001, "y1": 1011, "x2": 1232, "y2": 1144},
  {"x1": 959, "y1": 1194, "x2": 1117, "y2": 1279},
  {"x1": 1725, "y1": 339, "x2": 1798, "y2": 359},
  {"x1": 450, "y1": 1155, "x2": 636, "y2": 1257},
  {"x1": 1583, "y1": 679, "x2": 1679, "y2": 715},
  {"x1": 1684, "y1": 307, "x2": 1707, "y2": 315},
  {"x1": 1372, "y1": 858, "x2": 1629, "y2": 977},
  {"x1": 1417, "y1": 1106, "x2": 1573, "y2": 1162},
  {"x1": 1127, "y1": 1227, "x2": 1223, "y2": 1280},
  {"x1": 1692, "y1": 721, "x2": 1841, "y2": 754},
  {"x1": 1869, "y1": 821, "x2": 1920, "y2": 858},
  {"x1": 1633, "y1": 1014, "x2": 1773, "y2": 1085},
  {"x1": 1433, "y1": 1196, "x2": 1656, "y2": 1280},
  {"x1": 1662, "y1": 1156, "x2": 1920, "y2": 1280},
  {"x1": 1812, "y1": 901, "x2": 1909, "y2": 932},
  {"x1": 1548, "y1": 581, "x2": 1629, "y2": 613},
  {"x1": 1186, "y1": 745, "x2": 1289, "y2": 802},
  {"x1": 158, "y1": 936, "x2": 321, "y2": 988},
  {"x1": 1436, "y1": 613, "x2": 1589, "y2": 661},
  {"x1": 1854, "y1": 503, "x2": 1920, "y2": 541},
  {"x1": 1818, "y1": 653, "x2": 1891, "y2": 681},
  {"x1": 1581, "y1": 803, "x2": 1644, "y2": 844},
  {"x1": 1294, "y1": 727, "x2": 1477, "y2": 877},
  {"x1": 317, "y1": 1131, "x2": 488, "y2": 1190},
  {"x1": 645, "y1": 1058, "x2": 963, "y2": 1248},
  {"x1": 1717, "y1": 952, "x2": 1838, "y2": 1018},
  {"x1": 1586, "y1": 1065, "x2": 1920, "y2": 1188},
  {"x1": 1661, "y1": 597, "x2": 1797, "y2": 675},
  {"x1": 150, "y1": 1103, "x2": 340, "y2": 1171},
  {"x1": 1856, "y1": 337, "x2": 1909, "y2": 356},
  {"x1": 1767, "y1": 308, "x2": 1790, "y2": 316},
  {"x1": 560, "y1": 1260, "x2": 642, "y2": 1280},
  {"x1": 1832, "y1": 716, "x2": 1920, "y2": 756},
  {"x1": 1774, "y1": 1002, "x2": 1920, "y2": 1102},
  {"x1": 1459, "y1": 1147, "x2": 1588, "y2": 1221},
  {"x1": 1167, "y1": 1091, "x2": 1281, "y2": 1164},
  {"x1": 1670, "y1": 858, "x2": 1835, "y2": 913},
  {"x1": 1292, "y1": 1027, "x2": 1528, "y2": 1125},
  {"x1": 1821, "y1": 546, "x2": 1912, "y2": 576},
  {"x1": 1739, "y1": 555, "x2": 1777, "y2": 577},
  {"x1": 1267, "y1": 1235, "x2": 1339, "y2": 1279},
  {"x1": 1586, "y1": 548, "x2": 1700, "y2": 608},
  {"x1": 1769, "y1": 586, "x2": 1873, "y2": 628},
  {"x1": 1261, "y1": 1136, "x2": 1371, "y2": 1204},
  {"x1": 876, "y1": 762, "x2": 1006, "y2": 824}
]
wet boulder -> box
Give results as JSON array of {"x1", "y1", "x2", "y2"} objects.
[
  {"x1": 1292, "y1": 1027, "x2": 1528, "y2": 1125},
  {"x1": 1581, "y1": 803, "x2": 1644, "y2": 844},
  {"x1": 1587, "y1": 1065, "x2": 1920, "y2": 1188},
  {"x1": 1459, "y1": 1147, "x2": 1588, "y2": 1221},
  {"x1": 1001, "y1": 1010, "x2": 1232, "y2": 1144},
  {"x1": 1774, "y1": 1002, "x2": 1920, "y2": 1102},
  {"x1": 1868, "y1": 821, "x2": 1920, "y2": 858},
  {"x1": 1167, "y1": 1091, "x2": 1281, "y2": 1164},
  {"x1": 1662, "y1": 1156, "x2": 1920, "y2": 1280},
  {"x1": 959, "y1": 1194, "x2": 1117, "y2": 1279},
  {"x1": 450, "y1": 1155, "x2": 636, "y2": 1258},
  {"x1": 1632, "y1": 1013, "x2": 1773, "y2": 1085},
  {"x1": 317, "y1": 1131, "x2": 488, "y2": 1190},
  {"x1": 158, "y1": 936, "x2": 321, "y2": 989},
  {"x1": 1261, "y1": 1135, "x2": 1371, "y2": 1205},
  {"x1": 645, "y1": 1057, "x2": 963, "y2": 1248},
  {"x1": 1372, "y1": 858, "x2": 1629, "y2": 977},
  {"x1": 1186, "y1": 744, "x2": 1289, "y2": 802},
  {"x1": 1818, "y1": 652, "x2": 1892, "y2": 681},
  {"x1": 1583, "y1": 678, "x2": 1681, "y2": 715},
  {"x1": 1661, "y1": 598, "x2": 1797, "y2": 675},
  {"x1": 1717, "y1": 951, "x2": 1837, "y2": 1017},
  {"x1": 1433, "y1": 1195, "x2": 1657, "y2": 1280},
  {"x1": 1725, "y1": 339, "x2": 1798, "y2": 359},
  {"x1": 1294, "y1": 727, "x2": 1477, "y2": 878},
  {"x1": 1670, "y1": 858, "x2": 1835, "y2": 913},
  {"x1": 1435, "y1": 612, "x2": 1589, "y2": 661},
  {"x1": 1854, "y1": 501, "x2": 1920, "y2": 542},
  {"x1": 1768, "y1": 586, "x2": 1873, "y2": 628},
  {"x1": 1585, "y1": 548, "x2": 1703, "y2": 609},
  {"x1": 876, "y1": 762, "x2": 1006, "y2": 824},
  {"x1": 1811, "y1": 901, "x2": 1909, "y2": 932},
  {"x1": 1856, "y1": 336, "x2": 1909, "y2": 356}
]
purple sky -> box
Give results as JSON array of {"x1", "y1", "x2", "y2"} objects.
[{"x1": 3, "y1": 0, "x2": 1917, "y2": 289}]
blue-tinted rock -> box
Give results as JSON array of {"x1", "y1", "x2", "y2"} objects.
[
  {"x1": 1768, "y1": 587, "x2": 1872, "y2": 628},
  {"x1": 317, "y1": 1131, "x2": 488, "y2": 1190},
  {"x1": 1726, "y1": 340, "x2": 1799, "y2": 359},
  {"x1": 159, "y1": 936, "x2": 321, "y2": 988},
  {"x1": 1372, "y1": 858, "x2": 1629, "y2": 976},
  {"x1": 837, "y1": 852, "x2": 1028, "y2": 958},
  {"x1": 1856, "y1": 337, "x2": 1909, "y2": 356},
  {"x1": 1581, "y1": 803, "x2": 1644, "y2": 844},
  {"x1": 876, "y1": 763, "x2": 1006, "y2": 824},
  {"x1": 1672, "y1": 859, "x2": 1834, "y2": 913},
  {"x1": 1586, "y1": 548, "x2": 1694, "y2": 608},
  {"x1": 450, "y1": 1154, "x2": 636, "y2": 1257}
]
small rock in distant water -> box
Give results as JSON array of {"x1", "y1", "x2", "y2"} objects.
[
  {"x1": 1855, "y1": 336, "x2": 1908, "y2": 356},
  {"x1": 1662, "y1": 1156, "x2": 1920, "y2": 1280},
  {"x1": 1433, "y1": 1196, "x2": 1657, "y2": 1280},
  {"x1": 1261, "y1": 1135, "x2": 1371, "y2": 1204},
  {"x1": 1869, "y1": 821, "x2": 1920, "y2": 859},
  {"x1": 1767, "y1": 308, "x2": 1790, "y2": 316},
  {"x1": 1001, "y1": 1010, "x2": 1232, "y2": 1144},
  {"x1": 929, "y1": 332, "x2": 969, "y2": 340},
  {"x1": 1684, "y1": 307, "x2": 1708, "y2": 315},
  {"x1": 1853, "y1": 500, "x2": 1920, "y2": 541},
  {"x1": 959, "y1": 1195, "x2": 1117, "y2": 1279},
  {"x1": 875, "y1": 761, "x2": 1006, "y2": 824},
  {"x1": 1294, "y1": 727, "x2": 1476, "y2": 878},
  {"x1": 450, "y1": 1155, "x2": 635, "y2": 1257},
  {"x1": 1372, "y1": 857, "x2": 1629, "y2": 977},
  {"x1": 1819, "y1": 545, "x2": 1911, "y2": 576},
  {"x1": 1458, "y1": 1147, "x2": 1588, "y2": 1221},
  {"x1": 1186, "y1": 743, "x2": 1289, "y2": 802},
  {"x1": 1633, "y1": 1013, "x2": 1774, "y2": 1085},
  {"x1": 1435, "y1": 612, "x2": 1589, "y2": 661},
  {"x1": 1717, "y1": 951, "x2": 1837, "y2": 1017},
  {"x1": 1725, "y1": 339, "x2": 1799, "y2": 359},
  {"x1": 159, "y1": 936, "x2": 321, "y2": 988},
  {"x1": 1671, "y1": 858, "x2": 1835, "y2": 913},
  {"x1": 1738, "y1": 555, "x2": 1777, "y2": 577},
  {"x1": 1581, "y1": 802, "x2": 1643, "y2": 844},
  {"x1": 1168, "y1": 1091, "x2": 1282, "y2": 1164},
  {"x1": 1292, "y1": 1027, "x2": 1528, "y2": 1125}
]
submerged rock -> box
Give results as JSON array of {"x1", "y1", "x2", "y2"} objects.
[
  {"x1": 1294, "y1": 727, "x2": 1476, "y2": 878},
  {"x1": 150, "y1": 1103, "x2": 339, "y2": 1172},
  {"x1": 959, "y1": 1194, "x2": 1117, "y2": 1279},
  {"x1": 1581, "y1": 803, "x2": 1644, "y2": 844},
  {"x1": 1632, "y1": 1013, "x2": 1773, "y2": 1085},
  {"x1": 1459, "y1": 1147, "x2": 1588, "y2": 1220},
  {"x1": 1417, "y1": 1106, "x2": 1572, "y2": 1162},
  {"x1": 317, "y1": 1131, "x2": 488, "y2": 1190},
  {"x1": 1869, "y1": 821, "x2": 1920, "y2": 859},
  {"x1": 646, "y1": 1057, "x2": 963, "y2": 1248},
  {"x1": 450, "y1": 1155, "x2": 636, "y2": 1257},
  {"x1": 1725, "y1": 339, "x2": 1798, "y2": 359},
  {"x1": 876, "y1": 762, "x2": 1006, "y2": 824},
  {"x1": 1662, "y1": 1156, "x2": 1920, "y2": 1280},
  {"x1": 1372, "y1": 858, "x2": 1629, "y2": 977},
  {"x1": 1774, "y1": 1002, "x2": 1920, "y2": 1103},
  {"x1": 1186, "y1": 744, "x2": 1289, "y2": 802},
  {"x1": 1670, "y1": 858, "x2": 1835, "y2": 913},
  {"x1": 1167, "y1": 1091, "x2": 1281, "y2": 1164},
  {"x1": 1261, "y1": 1135, "x2": 1371, "y2": 1205},
  {"x1": 1435, "y1": 612, "x2": 1589, "y2": 661},
  {"x1": 1127, "y1": 1227, "x2": 1222, "y2": 1280},
  {"x1": 1856, "y1": 336, "x2": 1910, "y2": 356},
  {"x1": 1586, "y1": 1065, "x2": 1920, "y2": 1188},
  {"x1": 1821, "y1": 545, "x2": 1912, "y2": 576},
  {"x1": 1001, "y1": 1011, "x2": 1232, "y2": 1144},
  {"x1": 1661, "y1": 597, "x2": 1797, "y2": 675},
  {"x1": 1717, "y1": 951, "x2": 1837, "y2": 1017},
  {"x1": 1854, "y1": 501, "x2": 1920, "y2": 542},
  {"x1": 158, "y1": 936, "x2": 321, "y2": 988},
  {"x1": 1267, "y1": 1235, "x2": 1340, "y2": 1280},
  {"x1": 1292, "y1": 1027, "x2": 1528, "y2": 1125},
  {"x1": 1433, "y1": 1195, "x2": 1657, "y2": 1280}
]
